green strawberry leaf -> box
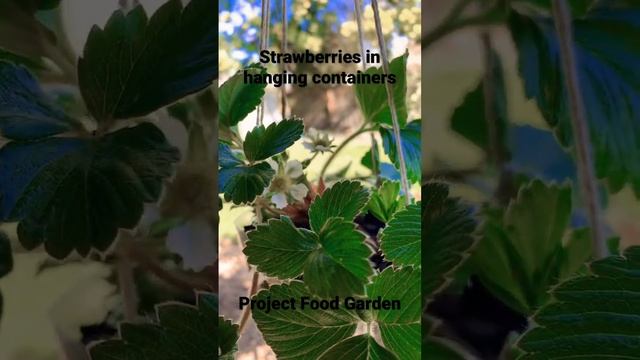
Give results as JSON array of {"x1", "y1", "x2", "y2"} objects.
[
  {"x1": 380, "y1": 202, "x2": 421, "y2": 267},
  {"x1": 319, "y1": 334, "x2": 398, "y2": 360},
  {"x1": 380, "y1": 120, "x2": 421, "y2": 184},
  {"x1": 423, "y1": 182, "x2": 477, "y2": 305},
  {"x1": 243, "y1": 118, "x2": 304, "y2": 162},
  {"x1": 0, "y1": 61, "x2": 73, "y2": 140},
  {"x1": 252, "y1": 281, "x2": 359, "y2": 359},
  {"x1": 509, "y1": 4, "x2": 640, "y2": 196},
  {"x1": 308, "y1": 180, "x2": 369, "y2": 233},
  {"x1": 0, "y1": 122, "x2": 179, "y2": 259},
  {"x1": 244, "y1": 216, "x2": 373, "y2": 297},
  {"x1": 355, "y1": 52, "x2": 408, "y2": 127},
  {"x1": 450, "y1": 48, "x2": 508, "y2": 159},
  {"x1": 368, "y1": 267, "x2": 421, "y2": 360},
  {"x1": 423, "y1": 337, "x2": 473, "y2": 360},
  {"x1": 218, "y1": 142, "x2": 243, "y2": 168},
  {"x1": 89, "y1": 292, "x2": 222, "y2": 360},
  {"x1": 471, "y1": 180, "x2": 590, "y2": 314},
  {"x1": 305, "y1": 217, "x2": 373, "y2": 297},
  {"x1": 366, "y1": 180, "x2": 405, "y2": 223},
  {"x1": 219, "y1": 64, "x2": 267, "y2": 127},
  {"x1": 243, "y1": 216, "x2": 318, "y2": 279},
  {"x1": 219, "y1": 162, "x2": 274, "y2": 205},
  {"x1": 78, "y1": 0, "x2": 217, "y2": 121},
  {"x1": 517, "y1": 246, "x2": 640, "y2": 359}
]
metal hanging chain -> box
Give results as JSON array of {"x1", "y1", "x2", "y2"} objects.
[{"x1": 370, "y1": 0, "x2": 411, "y2": 204}]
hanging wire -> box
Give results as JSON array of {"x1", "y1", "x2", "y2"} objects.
[
  {"x1": 281, "y1": 0, "x2": 287, "y2": 119},
  {"x1": 370, "y1": 0, "x2": 411, "y2": 203},
  {"x1": 354, "y1": 0, "x2": 380, "y2": 183},
  {"x1": 257, "y1": 0, "x2": 272, "y2": 126}
]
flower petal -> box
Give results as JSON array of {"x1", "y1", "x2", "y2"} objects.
[
  {"x1": 289, "y1": 183, "x2": 308, "y2": 201},
  {"x1": 272, "y1": 193, "x2": 288, "y2": 209}
]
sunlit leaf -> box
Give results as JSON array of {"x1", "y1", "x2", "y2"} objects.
[
  {"x1": 380, "y1": 120, "x2": 421, "y2": 184},
  {"x1": 319, "y1": 334, "x2": 398, "y2": 360},
  {"x1": 308, "y1": 180, "x2": 369, "y2": 233},
  {"x1": 380, "y1": 202, "x2": 421, "y2": 267},
  {"x1": 219, "y1": 64, "x2": 267, "y2": 127},
  {"x1": 355, "y1": 53, "x2": 408, "y2": 127},
  {"x1": 244, "y1": 216, "x2": 373, "y2": 297},
  {"x1": 252, "y1": 281, "x2": 359, "y2": 359},
  {"x1": 366, "y1": 180, "x2": 405, "y2": 223},
  {"x1": 368, "y1": 267, "x2": 421, "y2": 359},
  {"x1": 243, "y1": 118, "x2": 304, "y2": 162}
]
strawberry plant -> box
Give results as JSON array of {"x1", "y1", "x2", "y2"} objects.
[
  {"x1": 218, "y1": 55, "x2": 422, "y2": 360},
  {"x1": 423, "y1": 0, "x2": 640, "y2": 358},
  {"x1": 218, "y1": 0, "x2": 421, "y2": 357}
]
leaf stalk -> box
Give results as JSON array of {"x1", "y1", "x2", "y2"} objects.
[{"x1": 551, "y1": 0, "x2": 607, "y2": 258}]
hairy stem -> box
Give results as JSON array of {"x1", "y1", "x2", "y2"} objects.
[
  {"x1": 481, "y1": 32, "x2": 502, "y2": 168},
  {"x1": 116, "y1": 246, "x2": 138, "y2": 322},
  {"x1": 319, "y1": 124, "x2": 376, "y2": 179},
  {"x1": 371, "y1": 0, "x2": 411, "y2": 204},
  {"x1": 238, "y1": 270, "x2": 260, "y2": 334},
  {"x1": 552, "y1": 0, "x2": 607, "y2": 258},
  {"x1": 353, "y1": 0, "x2": 380, "y2": 183}
]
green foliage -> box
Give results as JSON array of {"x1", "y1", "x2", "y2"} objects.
[
  {"x1": 89, "y1": 292, "x2": 229, "y2": 360},
  {"x1": 78, "y1": 0, "x2": 218, "y2": 121},
  {"x1": 422, "y1": 182, "x2": 477, "y2": 305},
  {"x1": 509, "y1": 4, "x2": 640, "y2": 196},
  {"x1": 1, "y1": 122, "x2": 179, "y2": 259},
  {"x1": 319, "y1": 334, "x2": 398, "y2": 360},
  {"x1": 471, "y1": 180, "x2": 591, "y2": 314},
  {"x1": 219, "y1": 161, "x2": 275, "y2": 204},
  {"x1": 252, "y1": 282, "x2": 359, "y2": 359},
  {"x1": 219, "y1": 64, "x2": 267, "y2": 127},
  {"x1": 450, "y1": 49, "x2": 507, "y2": 159},
  {"x1": 380, "y1": 202, "x2": 420, "y2": 267},
  {"x1": 244, "y1": 214, "x2": 373, "y2": 297},
  {"x1": 380, "y1": 120, "x2": 421, "y2": 184},
  {"x1": 423, "y1": 337, "x2": 473, "y2": 360},
  {"x1": 0, "y1": 61, "x2": 73, "y2": 140},
  {"x1": 517, "y1": 246, "x2": 640, "y2": 359},
  {"x1": 368, "y1": 267, "x2": 421, "y2": 359},
  {"x1": 218, "y1": 118, "x2": 304, "y2": 204},
  {"x1": 366, "y1": 181, "x2": 405, "y2": 223},
  {"x1": 243, "y1": 118, "x2": 304, "y2": 162},
  {"x1": 308, "y1": 180, "x2": 370, "y2": 233},
  {"x1": 355, "y1": 53, "x2": 408, "y2": 127}
]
